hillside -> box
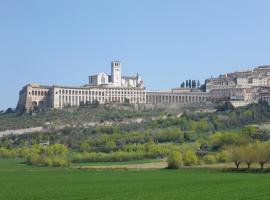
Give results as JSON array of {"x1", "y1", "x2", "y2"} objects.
[{"x1": 0, "y1": 102, "x2": 215, "y2": 132}]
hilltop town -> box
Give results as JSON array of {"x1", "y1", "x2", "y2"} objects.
[{"x1": 16, "y1": 62, "x2": 270, "y2": 112}]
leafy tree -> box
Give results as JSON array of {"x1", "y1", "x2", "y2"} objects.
[
  {"x1": 216, "y1": 150, "x2": 229, "y2": 163},
  {"x1": 229, "y1": 146, "x2": 243, "y2": 169},
  {"x1": 241, "y1": 144, "x2": 257, "y2": 169},
  {"x1": 242, "y1": 125, "x2": 258, "y2": 139},
  {"x1": 80, "y1": 141, "x2": 91, "y2": 152},
  {"x1": 216, "y1": 101, "x2": 234, "y2": 112},
  {"x1": 167, "y1": 151, "x2": 183, "y2": 169},
  {"x1": 104, "y1": 141, "x2": 117, "y2": 153},
  {"x1": 255, "y1": 142, "x2": 270, "y2": 170}
]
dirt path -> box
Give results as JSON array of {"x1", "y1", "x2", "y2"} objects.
[{"x1": 77, "y1": 161, "x2": 168, "y2": 170}]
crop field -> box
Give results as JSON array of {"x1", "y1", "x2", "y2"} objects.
[{"x1": 1, "y1": 158, "x2": 270, "y2": 200}]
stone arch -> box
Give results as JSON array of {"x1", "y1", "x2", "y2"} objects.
[
  {"x1": 32, "y1": 101, "x2": 38, "y2": 111},
  {"x1": 32, "y1": 101, "x2": 37, "y2": 107}
]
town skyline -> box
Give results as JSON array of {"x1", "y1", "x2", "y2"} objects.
[{"x1": 1, "y1": 61, "x2": 269, "y2": 111}]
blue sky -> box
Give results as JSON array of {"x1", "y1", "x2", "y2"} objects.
[{"x1": 0, "y1": 0, "x2": 270, "y2": 110}]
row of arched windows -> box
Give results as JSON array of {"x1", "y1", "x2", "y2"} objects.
[
  {"x1": 58, "y1": 89, "x2": 145, "y2": 96},
  {"x1": 30, "y1": 90, "x2": 49, "y2": 96},
  {"x1": 146, "y1": 94, "x2": 211, "y2": 104}
]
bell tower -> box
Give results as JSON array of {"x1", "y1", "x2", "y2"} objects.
[{"x1": 111, "y1": 61, "x2": 122, "y2": 87}]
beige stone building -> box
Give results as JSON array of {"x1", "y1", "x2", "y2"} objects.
[
  {"x1": 205, "y1": 65, "x2": 270, "y2": 105},
  {"x1": 16, "y1": 61, "x2": 146, "y2": 112},
  {"x1": 146, "y1": 88, "x2": 211, "y2": 104},
  {"x1": 16, "y1": 61, "x2": 214, "y2": 112}
]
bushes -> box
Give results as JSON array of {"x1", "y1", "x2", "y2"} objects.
[
  {"x1": 216, "y1": 150, "x2": 229, "y2": 163},
  {"x1": 72, "y1": 143, "x2": 178, "y2": 163},
  {"x1": 202, "y1": 154, "x2": 217, "y2": 164},
  {"x1": 24, "y1": 144, "x2": 69, "y2": 167},
  {"x1": 167, "y1": 151, "x2": 183, "y2": 169},
  {"x1": 183, "y1": 149, "x2": 198, "y2": 166},
  {"x1": 72, "y1": 151, "x2": 146, "y2": 163},
  {"x1": 0, "y1": 148, "x2": 17, "y2": 158}
]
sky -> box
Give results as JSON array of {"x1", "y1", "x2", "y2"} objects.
[{"x1": 0, "y1": 0, "x2": 270, "y2": 110}]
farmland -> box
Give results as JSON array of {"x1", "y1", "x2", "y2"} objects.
[{"x1": 1, "y1": 158, "x2": 270, "y2": 200}]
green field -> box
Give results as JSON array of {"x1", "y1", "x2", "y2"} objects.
[{"x1": 1, "y1": 158, "x2": 270, "y2": 200}]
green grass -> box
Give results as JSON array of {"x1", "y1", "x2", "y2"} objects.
[{"x1": 1, "y1": 158, "x2": 270, "y2": 200}]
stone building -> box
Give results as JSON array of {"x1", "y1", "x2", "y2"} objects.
[
  {"x1": 146, "y1": 88, "x2": 211, "y2": 104},
  {"x1": 16, "y1": 61, "x2": 146, "y2": 112},
  {"x1": 205, "y1": 65, "x2": 270, "y2": 93},
  {"x1": 204, "y1": 65, "x2": 270, "y2": 107},
  {"x1": 89, "y1": 61, "x2": 144, "y2": 88}
]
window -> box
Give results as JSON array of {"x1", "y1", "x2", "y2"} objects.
[{"x1": 101, "y1": 76, "x2": 105, "y2": 84}]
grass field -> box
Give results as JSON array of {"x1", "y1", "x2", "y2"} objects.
[{"x1": 1, "y1": 158, "x2": 270, "y2": 200}]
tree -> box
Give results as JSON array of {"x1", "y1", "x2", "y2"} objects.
[
  {"x1": 242, "y1": 125, "x2": 259, "y2": 140},
  {"x1": 104, "y1": 141, "x2": 117, "y2": 153},
  {"x1": 167, "y1": 151, "x2": 183, "y2": 169},
  {"x1": 241, "y1": 144, "x2": 256, "y2": 169},
  {"x1": 255, "y1": 142, "x2": 269, "y2": 170},
  {"x1": 5, "y1": 108, "x2": 15, "y2": 114},
  {"x1": 216, "y1": 101, "x2": 234, "y2": 112},
  {"x1": 229, "y1": 146, "x2": 243, "y2": 169},
  {"x1": 180, "y1": 82, "x2": 185, "y2": 88},
  {"x1": 80, "y1": 141, "x2": 91, "y2": 152},
  {"x1": 188, "y1": 79, "x2": 192, "y2": 88},
  {"x1": 197, "y1": 80, "x2": 200, "y2": 88},
  {"x1": 192, "y1": 80, "x2": 196, "y2": 88}
]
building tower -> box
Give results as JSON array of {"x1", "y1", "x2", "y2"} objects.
[{"x1": 111, "y1": 61, "x2": 122, "y2": 87}]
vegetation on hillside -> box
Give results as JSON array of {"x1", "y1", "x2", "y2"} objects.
[
  {"x1": 1, "y1": 101, "x2": 270, "y2": 169},
  {"x1": 0, "y1": 105, "x2": 163, "y2": 131}
]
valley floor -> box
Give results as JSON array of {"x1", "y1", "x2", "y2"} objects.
[{"x1": 1, "y1": 158, "x2": 270, "y2": 200}]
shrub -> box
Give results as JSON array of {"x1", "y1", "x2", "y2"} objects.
[
  {"x1": 51, "y1": 157, "x2": 69, "y2": 167},
  {"x1": 203, "y1": 154, "x2": 217, "y2": 165},
  {"x1": 0, "y1": 148, "x2": 17, "y2": 158},
  {"x1": 216, "y1": 150, "x2": 229, "y2": 163},
  {"x1": 24, "y1": 144, "x2": 69, "y2": 167},
  {"x1": 73, "y1": 151, "x2": 148, "y2": 163},
  {"x1": 183, "y1": 149, "x2": 198, "y2": 166},
  {"x1": 167, "y1": 151, "x2": 183, "y2": 169}
]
